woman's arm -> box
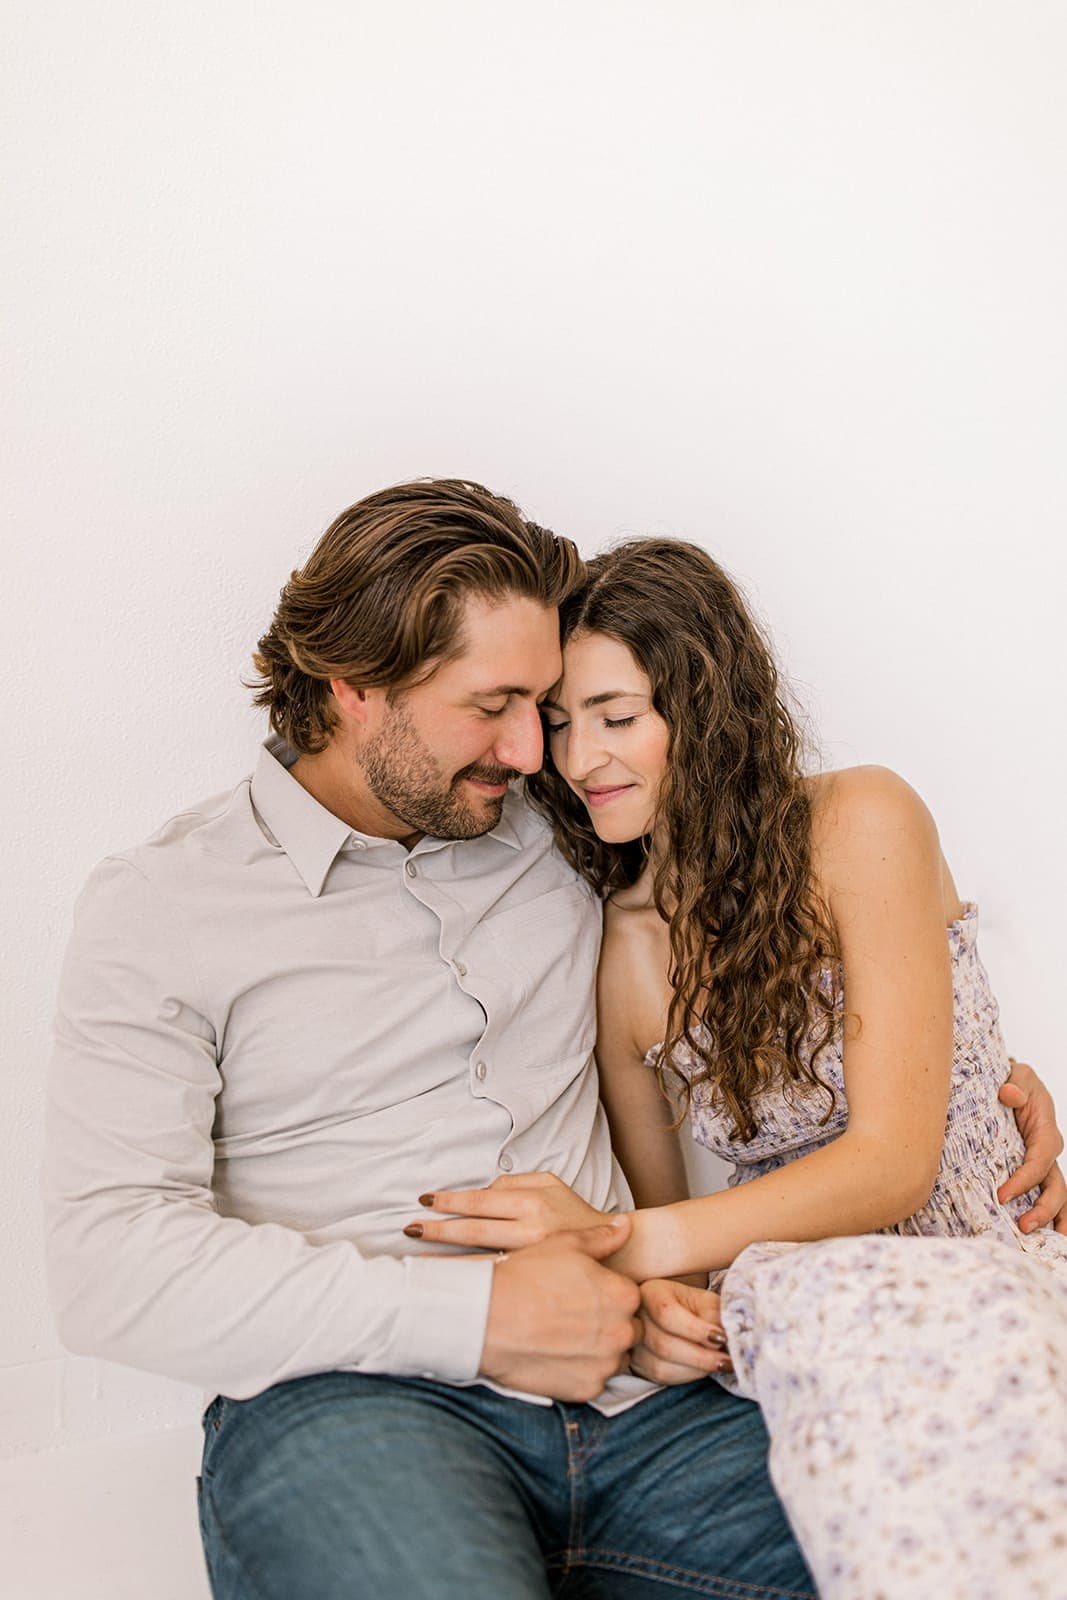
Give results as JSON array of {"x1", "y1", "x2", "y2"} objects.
[{"x1": 606, "y1": 766, "x2": 955, "y2": 1278}]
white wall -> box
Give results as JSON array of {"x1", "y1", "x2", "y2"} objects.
[{"x1": 5, "y1": 0, "x2": 1065, "y2": 1458}]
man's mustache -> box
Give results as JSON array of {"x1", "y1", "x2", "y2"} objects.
[{"x1": 455, "y1": 763, "x2": 521, "y2": 787}]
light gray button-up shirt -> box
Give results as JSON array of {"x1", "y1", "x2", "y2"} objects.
[{"x1": 45, "y1": 738, "x2": 643, "y2": 1407}]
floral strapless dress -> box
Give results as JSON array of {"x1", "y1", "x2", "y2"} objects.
[{"x1": 653, "y1": 907, "x2": 1067, "y2": 1599}]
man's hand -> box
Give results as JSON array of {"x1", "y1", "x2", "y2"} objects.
[
  {"x1": 479, "y1": 1216, "x2": 641, "y2": 1402},
  {"x1": 407, "y1": 1172, "x2": 608, "y2": 1251},
  {"x1": 998, "y1": 1060, "x2": 1067, "y2": 1234},
  {"x1": 629, "y1": 1279, "x2": 733, "y2": 1386}
]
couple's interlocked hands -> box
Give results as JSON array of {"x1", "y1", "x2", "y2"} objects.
[
  {"x1": 413, "y1": 1171, "x2": 736, "y2": 1395},
  {"x1": 478, "y1": 1217, "x2": 640, "y2": 1401},
  {"x1": 475, "y1": 1214, "x2": 730, "y2": 1399}
]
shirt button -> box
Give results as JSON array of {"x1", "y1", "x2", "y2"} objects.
[
  {"x1": 498, "y1": 1151, "x2": 513, "y2": 1172},
  {"x1": 405, "y1": 861, "x2": 418, "y2": 878},
  {"x1": 474, "y1": 1060, "x2": 487, "y2": 1081},
  {"x1": 454, "y1": 961, "x2": 468, "y2": 978}
]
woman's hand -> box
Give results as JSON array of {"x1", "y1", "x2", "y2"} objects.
[
  {"x1": 629, "y1": 1279, "x2": 734, "y2": 1385},
  {"x1": 404, "y1": 1172, "x2": 611, "y2": 1251},
  {"x1": 998, "y1": 1060, "x2": 1067, "y2": 1234}
]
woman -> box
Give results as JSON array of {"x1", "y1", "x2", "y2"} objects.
[{"x1": 410, "y1": 539, "x2": 1067, "y2": 1598}]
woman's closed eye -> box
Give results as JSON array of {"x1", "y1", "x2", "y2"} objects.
[{"x1": 543, "y1": 715, "x2": 639, "y2": 735}]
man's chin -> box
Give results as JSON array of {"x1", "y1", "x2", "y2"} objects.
[
  {"x1": 455, "y1": 794, "x2": 506, "y2": 838},
  {"x1": 416, "y1": 793, "x2": 505, "y2": 842}
]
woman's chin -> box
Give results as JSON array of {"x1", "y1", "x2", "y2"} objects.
[{"x1": 588, "y1": 816, "x2": 645, "y2": 846}]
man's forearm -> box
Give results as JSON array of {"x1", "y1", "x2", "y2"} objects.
[{"x1": 46, "y1": 1188, "x2": 495, "y2": 1397}]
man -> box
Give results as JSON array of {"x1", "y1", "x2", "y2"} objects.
[{"x1": 46, "y1": 479, "x2": 1064, "y2": 1599}]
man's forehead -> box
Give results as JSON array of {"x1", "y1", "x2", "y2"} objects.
[
  {"x1": 450, "y1": 594, "x2": 562, "y2": 684},
  {"x1": 457, "y1": 590, "x2": 560, "y2": 635}
]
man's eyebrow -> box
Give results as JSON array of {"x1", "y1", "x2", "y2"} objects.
[
  {"x1": 540, "y1": 690, "x2": 646, "y2": 712},
  {"x1": 470, "y1": 685, "x2": 536, "y2": 699}
]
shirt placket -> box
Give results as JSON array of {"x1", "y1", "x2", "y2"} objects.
[{"x1": 402, "y1": 844, "x2": 519, "y2": 1177}]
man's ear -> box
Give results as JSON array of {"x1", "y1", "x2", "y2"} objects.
[{"x1": 329, "y1": 678, "x2": 386, "y2": 729}]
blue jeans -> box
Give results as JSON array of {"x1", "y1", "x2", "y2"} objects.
[{"x1": 197, "y1": 1373, "x2": 813, "y2": 1599}]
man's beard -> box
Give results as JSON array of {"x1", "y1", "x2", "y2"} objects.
[{"x1": 361, "y1": 699, "x2": 519, "y2": 840}]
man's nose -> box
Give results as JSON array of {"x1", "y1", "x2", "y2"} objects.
[{"x1": 494, "y1": 704, "x2": 545, "y2": 775}]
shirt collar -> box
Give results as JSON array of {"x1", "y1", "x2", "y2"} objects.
[
  {"x1": 250, "y1": 736, "x2": 525, "y2": 896},
  {"x1": 251, "y1": 737, "x2": 356, "y2": 897}
]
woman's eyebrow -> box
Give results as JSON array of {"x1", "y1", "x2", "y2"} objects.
[{"x1": 541, "y1": 690, "x2": 645, "y2": 712}]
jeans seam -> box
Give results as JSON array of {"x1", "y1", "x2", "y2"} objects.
[
  {"x1": 548, "y1": 1546, "x2": 814, "y2": 1599},
  {"x1": 574, "y1": 1412, "x2": 609, "y2": 1470},
  {"x1": 562, "y1": 1415, "x2": 586, "y2": 1566},
  {"x1": 199, "y1": 1470, "x2": 268, "y2": 1599}
]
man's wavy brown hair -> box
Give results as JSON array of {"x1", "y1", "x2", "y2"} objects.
[
  {"x1": 526, "y1": 538, "x2": 838, "y2": 1142},
  {"x1": 250, "y1": 479, "x2": 582, "y2": 755}
]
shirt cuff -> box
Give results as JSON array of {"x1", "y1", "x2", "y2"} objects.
[{"x1": 390, "y1": 1253, "x2": 496, "y2": 1382}]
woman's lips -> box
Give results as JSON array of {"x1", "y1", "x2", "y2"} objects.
[{"x1": 583, "y1": 785, "x2": 635, "y2": 809}]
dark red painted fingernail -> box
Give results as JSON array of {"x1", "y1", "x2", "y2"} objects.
[
  {"x1": 418, "y1": 1193, "x2": 436, "y2": 1208},
  {"x1": 403, "y1": 1224, "x2": 423, "y2": 1238}
]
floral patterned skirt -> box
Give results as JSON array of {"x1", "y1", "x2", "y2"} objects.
[{"x1": 720, "y1": 1233, "x2": 1067, "y2": 1600}]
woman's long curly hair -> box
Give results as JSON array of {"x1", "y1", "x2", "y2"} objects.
[{"x1": 527, "y1": 538, "x2": 839, "y2": 1142}]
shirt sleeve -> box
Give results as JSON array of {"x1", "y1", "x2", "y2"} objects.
[{"x1": 43, "y1": 857, "x2": 495, "y2": 1399}]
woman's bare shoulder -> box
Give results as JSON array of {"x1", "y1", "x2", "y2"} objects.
[
  {"x1": 806, "y1": 765, "x2": 964, "y2": 920},
  {"x1": 807, "y1": 765, "x2": 938, "y2": 855}
]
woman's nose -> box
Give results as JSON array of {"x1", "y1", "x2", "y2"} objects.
[{"x1": 564, "y1": 724, "x2": 607, "y2": 782}]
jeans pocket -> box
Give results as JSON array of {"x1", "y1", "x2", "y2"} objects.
[
  {"x1": 203, "y1": 1393, "x2": 236, "y2": 1428},
  {"x1": 200, "y1": 1394, "x2": 236, "y2": 1481}
]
